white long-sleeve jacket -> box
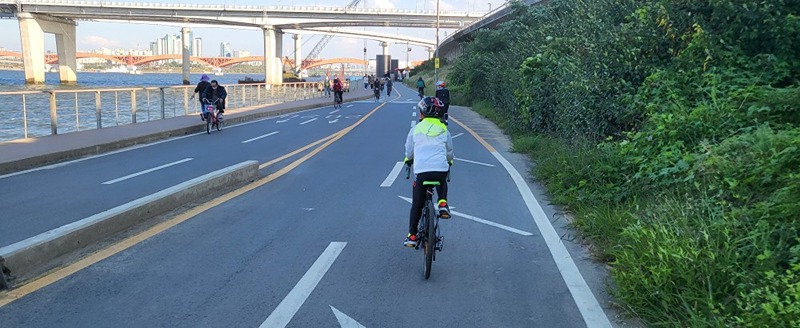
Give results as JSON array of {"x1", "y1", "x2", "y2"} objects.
[{"x1": 405, "y1": 118, "x2": 454, "y2": 174}]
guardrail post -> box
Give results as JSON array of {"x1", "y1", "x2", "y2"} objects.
[
  {"x1": 49, "y1": 92, "x2": 58, "y2": 135},
  {"x1": 241, "y1": 85, "x2": 246, "y2": 108},
  {"x1": 160, "y1": 87, "x2": 166, "y2": 119},
  {"x1": 22, "y1": 94, "x2": 28, "y2": 138},
  {"x1": 183, "y1": 88, "x2": 189, "y2": 116},
  {"x1": 131, "y1": 90, "x2": 137, "y2": 124},
  {"x1": 95, "y1": 91, "x2": 102, "y2": 129}
]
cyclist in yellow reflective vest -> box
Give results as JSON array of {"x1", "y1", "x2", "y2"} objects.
[{"x1": 403, "y1": 96, "x2": 454, "y2": 248}]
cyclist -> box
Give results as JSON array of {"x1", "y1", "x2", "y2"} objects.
[
  {"x1": 416, "y1": 77, "x2": 426, "y2": 99},
  {"x1": 333, "y1": 78, "x2": 344, "y2": 105},
  {"x1": 191, "y1": 74, "x2": 211, "y2": 120},
  {"x1": 201, "y1": 80, "x2": 227, "y2": 120},
  {"x1": 373, "y1": 81, "x2": 381, "y2": 101},
  {"x1": 386, "y1": 78, "x2": 393, "y2": 97},
  {"x1": 435, "y1": 81, "x2": 450, "y2": 124},
  {"x1": 403, "y1": 96, "x2": 453, "y2": 247}
]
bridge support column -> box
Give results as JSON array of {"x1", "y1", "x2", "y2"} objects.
[
  {"x1": 381, "y1": 41, "x2": 389, "y2": 57},
  {"x1": 427, "y1": 47, "x2": 434, "y2": 60},
  {"x1": 274, "y1": 29, "x2": 284, "y2": 83},
  {"x1": 293, "y1": 34, "x2": 302, "y2": 73},
  {"x1": 18, "y1": 13, "x2": 77, "y2": 84},
  {"x1": 262, "y1": 26, "x2": 283, "y2": 86},
  {"x1": 181, "y1": 27, "x2": 191, "y2": 85}
]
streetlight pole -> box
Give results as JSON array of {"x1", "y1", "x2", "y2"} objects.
[{"x1": 434, "y1": 0, "x2": 439, "y2": 87}]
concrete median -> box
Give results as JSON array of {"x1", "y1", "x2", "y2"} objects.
[{"x1": 0, "y1": 160, "x2": 259, "y2": 289}]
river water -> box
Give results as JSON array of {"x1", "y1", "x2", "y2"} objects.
[{"x1": 0, "y1": 70, "x2": 337, "y2": 142}]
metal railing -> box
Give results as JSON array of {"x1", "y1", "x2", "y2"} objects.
[{"x1": 0, "y1": 82, "x2": 323, "y2": 142}]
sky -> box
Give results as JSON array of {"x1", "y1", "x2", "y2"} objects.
[{"x1": 0, "y1": 0, "x2": 506, "y2": 62}]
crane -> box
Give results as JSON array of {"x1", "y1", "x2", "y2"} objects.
[{"x1": 296, "y1": 0, "x2": 362, "y2": 71}]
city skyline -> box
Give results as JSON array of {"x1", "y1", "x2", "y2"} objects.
[{"x1": 0, "y1": 0, "x2": 502, "y2": 61}]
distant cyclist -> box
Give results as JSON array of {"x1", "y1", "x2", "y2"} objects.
[
  {"x1": 386, "y1": 78, "x2": 393, "y2": 97},
  {"x1": 416, "y1": 77, "x2": 426, "y2": 99},
  {"x1": 333, "y1": 78, "x2": 344, "y2": 104},
  {"x1": 403, "y1": 96, "x2": 453, "y2": 247},
  {"x1": 191, "y1": 74, "x2": 211, "y2": 120},
  {"x1": 435, "y1": 81, "x2": 450, "y2": 124},
  {"x1": 201, "y1": 80, "x2": 227, "y2": 118}
]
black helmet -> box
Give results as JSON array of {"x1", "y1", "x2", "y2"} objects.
[{"x1": 417, "y1": 96, "x2": 444, "y2": 117}]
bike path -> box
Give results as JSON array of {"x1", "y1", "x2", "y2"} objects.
[
  {"x1": 0, "y1": 94, "x2": 375, "y2": 248},
  {"x1": 0, "y1": 86, "x2": 605, "y2": 327}
]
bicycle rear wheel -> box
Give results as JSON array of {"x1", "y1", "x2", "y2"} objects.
[
  {"x1": 205, "y1": 113, "x2": 211, "y2": 134},
  {"x1": 423, "y1": 200, "x2": 435, "y2": 279},
  {"x1": 215, "y1": 114, "x2": 221, "y2": 131}
]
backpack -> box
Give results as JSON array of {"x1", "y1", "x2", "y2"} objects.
[
  {"x1": 416, "y1": 80, "x2": 425, "y2": 88},
  {"x1": 333, "y1": 81, "x2": 343, "y2": 91}
]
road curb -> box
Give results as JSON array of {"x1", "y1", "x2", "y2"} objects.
[
  {"x1": 0, "y1": 93, "x2": 374, "y2": 175},
  {"x1": 0, "y1": 160, "x2": 259, "y2": 289}
]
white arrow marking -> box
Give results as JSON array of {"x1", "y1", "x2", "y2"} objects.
[
  {"x1": 300, "y1": 118, "x2": 318, "y2": 125},
  {"x1": 277, "y1": 119, "x2": 289, "y2": 123},
  {"x1": 380, "y1": 162, "x2": 405, "y2": 187},
  {"x1": 102, "y1": 158, "x2": 193, "y2": 185},
  {"x1": 454, "y1": 157, "x2": 495, "y2": 167},
  {"x1": 346, "y1": 104, "x2": 353, "y2": 108},
  {"x1": 329, "y1": 119, "x2": 339, "y2": 123},
  {"x1": 329, "y1": 109, "x2": 340, "y2": 114},
  {"x1": 242, "y1": 131, "x2": 279, "y2": 144},
  {"x1": 259, "y1": 242, "x2": 347, "y2": 328},
  {"x1": 336, "y1": 114, "x2": 342, "y2": 118},
  {"x1": 330, "y1": 306, "x2": 367, "y2": 328},
  {"x1": 325, "y1": 115, "x2": 333, "y2": 118},
  {"x1": 452, "y1": 133, "x2": 464, "y2": 139},
  {"x1": 398, "y1": 196, "x2": 532, "y2": 236}
]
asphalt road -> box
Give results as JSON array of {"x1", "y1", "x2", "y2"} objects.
[{"x1": 0, "y1": 84, "x2": 614, "y2": 327}]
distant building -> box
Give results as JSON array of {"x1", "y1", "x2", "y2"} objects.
[
  {"x1": 193, "y1": 38, "x2": 203, "y2": 57},
  {"x1": 234, "y1": 50, "x2": 250, "y2": 58},
  {"x1": 220, "y1": 42, "x2": 232, "y2": 57}
]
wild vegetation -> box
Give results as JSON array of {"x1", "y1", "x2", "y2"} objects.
[{"x1": 419, "y1": 0, "x2": 800, "y2": 325}]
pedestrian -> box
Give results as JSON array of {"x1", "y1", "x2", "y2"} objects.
[
  {"x1": 386, "y1": 78, "x2": 393, "y2": 97},
  {"x1": 416, "y1": 77, "x2": 426, "y2": 99},
  {"x1": 362, "y1": 74, "x2": 368, "y2": 89},
  {"x1": 324, "y1": 78, "x2": 331, "y2": 97}
]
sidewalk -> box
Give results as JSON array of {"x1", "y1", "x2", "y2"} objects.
[{"x1": 0, "y1": 88, "x2": 374, "y2": 174}]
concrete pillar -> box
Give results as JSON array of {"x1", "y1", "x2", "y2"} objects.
[
  {"x1": 18, "y1": 13, "x2": 78, "y2": 84},
  {"x1": 381, "y1": 41, "x2": 389, "y2": 57},
  {"x1": 263, "y1": 26, "x2": 276, "y2": 86},
  {"x1": 54, "y1": 23, "x2": 76, "y2": 83},
  {"x1": 181, "y1": 27, "x2": 191, "y2": 85},
  {"x1": 293, "y1": 34, "x2": 302, "y2": 72},
  {"x1": 274, "y1": 29, "x2": 284, "y2": 84},
  {"x1": 18, "y1": 13, "x2": 45, "y2": 84}
]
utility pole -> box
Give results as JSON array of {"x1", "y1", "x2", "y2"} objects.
[{"x1": 434, "y1": 0, "x2": 440, "y2": 86}]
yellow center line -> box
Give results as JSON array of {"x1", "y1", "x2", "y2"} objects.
[
  {"x1": 0, "y1": 102, "x2": 386, "y2": 308},
  {"x1": 449, "y1": 116, "x2": 497, "y2": 153}
]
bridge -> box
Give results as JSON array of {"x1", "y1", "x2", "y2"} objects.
[
  {"x1": 0, "y1": 50, "x2": 367, "y2": 70},
  {"x1": 0, "y1": 0, "x2": 481, "y2": 85}
]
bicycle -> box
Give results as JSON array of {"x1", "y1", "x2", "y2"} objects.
[
  {"x1": 405, "y1": 163, "x2": 449, "y2": 279},
  {"x1": 202, "y1": 99, "x2": 223, "y2": 134},
  {"x1": 333, "y1": 91, "x2": 343, "y2": 109}
]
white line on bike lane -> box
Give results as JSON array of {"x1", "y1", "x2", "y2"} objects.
[
  {"x1": 101, "y1": 158, "x2": 193, "y2": 185},
  {"x1": 454, "y1": 157, "x2": 495, "y2": 167},
  {"x1": 300, "y1": 118, "x2": 318, "y2": 125},
  {"x1": 259, "y1": 242, "x2": 347, "y2": 328},
  {"x1": 452, "y1": 133, "x2": 464, "y2": 139},
  {"x1": 242, "y1": 131, "x2": 279, "y2": 144},
  {"x1": 398, "y1": 196, "x2": 532, "y2": 236},
  {"x1": 380, "y1": 162, "x2": 405, "y2": 187}
]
